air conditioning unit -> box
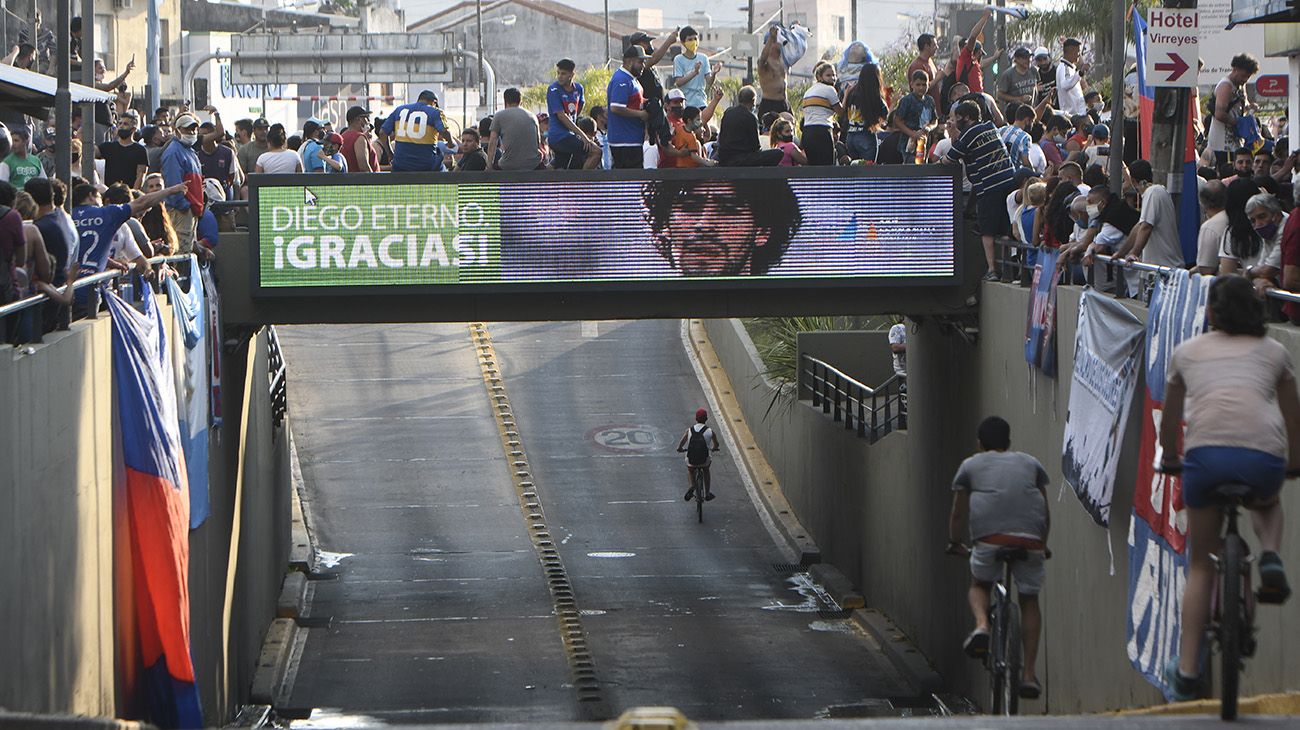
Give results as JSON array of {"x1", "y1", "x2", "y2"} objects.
[{"x1": 114, "y1": 0, "x2": 133, "y2": 9}]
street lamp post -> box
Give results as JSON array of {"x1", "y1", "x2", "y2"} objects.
[
  {"x1": 476, "y1": 0, "x2": 484, "y2": 104},
  {"x1": 604, "y1": 0, "x2": 610, "y2": 63}
]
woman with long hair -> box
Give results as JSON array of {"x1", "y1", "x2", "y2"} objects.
[
  {"x1": 800, "y1": 61, "x2": 843, "y2": 166},
  {"x1": 1160, "y1": 274, "x2": 1297, "y2": 700},
  {"x1": 141, "y1": 173, "x2": 179, "y2": 255},
  {"x1": 841, "y1": 56, "x2": 888, "y2": 162}
]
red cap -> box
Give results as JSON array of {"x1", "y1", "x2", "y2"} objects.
[
  {"x1": 695, "y1": 408, "x2": 708, "y2": 422},
  {"x1": 325, "y1": 132, "x2": 345, "y2": 145}
]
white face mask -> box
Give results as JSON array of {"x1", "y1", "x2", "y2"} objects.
[
  {"x1": 1086, "y1": 203, "x2": 1101, "y2": 219},
  {"x1": 179, "y1": 133, "x2": 198, "y2": 146}
]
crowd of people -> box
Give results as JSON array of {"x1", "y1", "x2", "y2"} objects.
[{"x1": 6, "y1": 8, "x2": 1300, "y2": 344}]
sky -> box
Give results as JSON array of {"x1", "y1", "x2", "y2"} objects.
[{"x1": 398, "y1": 0, "x2": 752, "y2": 27}]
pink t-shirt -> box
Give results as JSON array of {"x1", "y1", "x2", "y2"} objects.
[{"x1": 777, "y1": 141, "x2": 802, "y2": 166}]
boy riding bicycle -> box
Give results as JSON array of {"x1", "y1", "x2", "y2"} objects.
[
  {"x1": 677, "y1": 408, "x2": 720, "y2": 501},
  {"x1": 947, "y1": 416, "x2": 1050, "y2": 700}
]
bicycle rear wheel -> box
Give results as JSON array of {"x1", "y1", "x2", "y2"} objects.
[
  {"x1": 989, "y1": 601, "x2": 1005, "y2": 715},
  {"x1": 1220, "y1": 532, "x2": 1244, "y2": 721},
  {"x1": 1003, "y1": 601, "x2": 1022, "y2": 716},
  {"x1": 695, "y1": 470, "x2": 705, "y2": 524}
]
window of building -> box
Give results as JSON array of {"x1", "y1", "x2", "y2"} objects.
[
  {"x1": 94, "y1": 14, "x2": 114, "y2": 69},
  {"x1": 160, "y1": 19, "x2": 170, "y2": 75},
  {"x1": 835, "y1": 15, "x2": 845, "y2": 41}
]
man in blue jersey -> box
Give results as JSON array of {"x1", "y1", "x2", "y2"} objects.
[
  {"x1": 607, "y1": 45, "x2": 650, "y2": 169},
  {"x1": 548, "y1": 58, "x2": 596, "y2": 170},
  {"x1": 381, "y1": 90, "x2": 454, "y2": 172}
]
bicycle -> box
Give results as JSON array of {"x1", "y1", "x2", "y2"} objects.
[
  {"x1": 948, "y1": 543, "x2": 1047, "y2": 716},
  {"x1": 691, "y1": 467, "x2": 706, "y2": 524},
  {"x1": 1159, "y1": 465, "x2": 1258, "y2": 721}
]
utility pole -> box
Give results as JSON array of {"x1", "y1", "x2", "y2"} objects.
[
  {"x1": 850, "y1": 0, "x2": 857, "y2": 45},
  {"x1": 604, "y1": 0, "x2": 610, "y2": 62},
  {"x1": 55, "y1": 0, "x2": 71, "y2": 199},
  {"x1": 476, "y1": 0, "x2": 484, "y2": 103},
  {"x1": 1149, "y1": 0, "x2": 1195, "y2": 198},
  {"x1": 746, "y1": 0, "x2": 754, "y2": 85},
  {"x1": 1107, "y1": 0, "x2": 1125, "y2": 193},
  {"x1": 80, "y1": 0, "x2": 94, "y2": 182},
  {"x1": 147, "y1": 0, "x2": 161, "y2": 112}
]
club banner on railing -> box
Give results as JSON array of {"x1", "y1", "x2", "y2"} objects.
[
  {"x1": 1025, "y1": 248, "x2": 1061, "y2": 376},
  {"x1": 108, "y1": 285, "x2": 203, "y2": 728},
  {"x1": 1126, "y1": 269, "x2": 1210, "y2": 698},
  {"x1": 1061, "y1": 290, "x2": 1145, "y2": 526},
  {"x1": 167, "y1": 268, "x2": 211, "y2": 529}
]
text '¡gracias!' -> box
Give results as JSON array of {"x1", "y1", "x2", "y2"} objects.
[{"x1": 267, "y1": 202, "x2": 493, "y2": 270}]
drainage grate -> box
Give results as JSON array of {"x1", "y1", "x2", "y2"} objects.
[
  {"x1": 772, "y1": 563, "x2": 805, "y2": 574},
  {"x1": 817, "y1": 608, "x2": 853, "y2": 619}
]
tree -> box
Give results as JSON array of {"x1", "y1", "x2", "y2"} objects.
[{"x1": 1018, "y1": 0, "x2": 1157, "y2": 80}]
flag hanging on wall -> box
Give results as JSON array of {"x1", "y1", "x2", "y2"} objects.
[
  {"x1": 108, "y1": 286, "x2": 203, "y2": 729},
  {"x1": 1061, "y1": 290, "x2": 1145, "y2": 526}
]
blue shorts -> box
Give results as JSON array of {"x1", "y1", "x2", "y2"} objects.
[{"x1": 1182, "y1": 446, "x2": 1284, "y2": 509}]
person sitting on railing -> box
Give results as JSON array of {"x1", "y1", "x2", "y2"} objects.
[{"x1": 1219, "y1": 188, "x2": 1285, "y2": 297}]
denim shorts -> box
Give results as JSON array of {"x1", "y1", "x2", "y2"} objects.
[{"x1": 1182, "y1": 446, "x2": 1285, "y2": 509}]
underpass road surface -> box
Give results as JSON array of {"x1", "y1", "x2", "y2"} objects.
[{"x1": 280, "y1": 319, "x2": 912, "y2": 725}]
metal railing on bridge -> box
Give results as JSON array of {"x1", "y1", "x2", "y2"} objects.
[
  {"x1": 799, "y1": 353, "x2": 905, "y2": 443},
  {"x1": 0, "y1": 254, "x2": 199, "y2": 346},
  {"x1": 991, "y1": 237, "x2": 1300, "y2": 309}
]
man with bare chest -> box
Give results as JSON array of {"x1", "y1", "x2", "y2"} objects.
[{"x1": 756, "y1": 26, "x2": 789, "y2": 129}]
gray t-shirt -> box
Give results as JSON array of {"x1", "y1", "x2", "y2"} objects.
[
  {"x1": 1138, "y1": 184, "x2": 1184, "y2": 268},
  {"x1": 490, "y1": 106, "x2": 542, "y2": 171},
  {"x1": 997, "y1": 67, "x2": 1037, "y2": 108},
  {"x1": 952, "y1": 451, "x2": 1049, "y2": 543}
]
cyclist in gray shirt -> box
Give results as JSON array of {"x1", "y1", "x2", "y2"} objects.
[{"x1": 947, "y1": 416, "x2": 1050, "y2": 700}]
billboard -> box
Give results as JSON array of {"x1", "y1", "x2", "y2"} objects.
[{"x1": 249, "y1": 167, "x2": 960, "y2": 296}]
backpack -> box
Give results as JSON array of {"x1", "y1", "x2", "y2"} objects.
[
  {"x1": 0, "y1": 206, "x2": 15, "y2": 305},
  {"x1": 686, "y1": 424, "x2": 710, "y2": 465}
]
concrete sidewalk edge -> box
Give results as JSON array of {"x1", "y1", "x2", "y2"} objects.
[
  {"x1": 1112, "y1": 691, "x2": 1300, "y2": 716},
  {"x1": 852, "y1": 608, "x2": 945, "y2": 697},
  {"x1": 686, "y1": 319, "x2": 820, "y2": 565}
]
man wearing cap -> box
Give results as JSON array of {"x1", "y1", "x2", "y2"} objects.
[
  {"x1": 341, "y1": 107, "x2": 377, "y2": 174},
  {"x1": 956, "y1": 9, "x2": 991, "y2": 95},
  {"x1": 161, "y1": 112, "x2": 205, "y2": 254},
  {"x1": 627, "y1": 30, "x2": 677, "y2": 148},
  {"x1": 237, "y1": 118, "x2": 271, "y2": 188},
  {"x1": 547, "y1": 59, "x2": 595, "y2": 170},
  {"x1": 1056, "y1": 38, "x2": 1089, "y2": 117},
  {"x1": 97, "y1": 112, "x2": 147, "y2": 189},
  {"x1": 997, "y1": 47, "x2": 1038, "y2": 120},
  {"x1": 1084, "y1": 123, "x2": 1111, "y2": 171},
  {"x1": 314, "y1": 133, "x2": 348, "y2": 173},
  {"x1": 381, "y1": 89, "x2": 453, "y2": 173},
  {"x1": 608, "y1": 44, "x2": 651, "y2": 169},
  {"x1": 1033, "y1": 47, "x2": 1057, "y2": 108}
]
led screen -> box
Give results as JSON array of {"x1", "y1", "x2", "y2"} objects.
[{"x1": 251, "y1": 168, "x2": 959, "y2": 294}]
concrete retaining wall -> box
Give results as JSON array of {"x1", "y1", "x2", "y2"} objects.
[
  {"x1": 705, "y1": 281, "x2": 1300, "y2": 713},
  {"x1": 0, "y1": 306, "x2": 291, "y2": 726}
]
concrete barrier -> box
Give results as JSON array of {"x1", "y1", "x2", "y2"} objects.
[
  {"x1": 704, "y1": 281, "x2": 1300, "y2": 713},
  {"x1": 1, "y1": 304, "x2": 291, "y2": 726}
]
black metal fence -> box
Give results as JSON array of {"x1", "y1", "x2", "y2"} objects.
[{"x1": 799, "y1": 353, "x2": 905, "y2": 443}]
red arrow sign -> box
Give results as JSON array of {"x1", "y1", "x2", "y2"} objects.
[{"x1": 1154, "y1": 52, "x2": 1190, "y2": 83}]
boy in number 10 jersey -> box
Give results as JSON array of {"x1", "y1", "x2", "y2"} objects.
[{"x1": 381, "y1": 89, "x2": 454, "y2": 172}]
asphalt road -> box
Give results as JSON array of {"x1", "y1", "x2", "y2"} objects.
[{"x1": 278, "y1": 319, "x2": 915, "y2": 726}]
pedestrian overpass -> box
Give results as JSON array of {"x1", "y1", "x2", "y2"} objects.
[{"x1": 217, "y1": 166, "x2": 977, "y2": 325}]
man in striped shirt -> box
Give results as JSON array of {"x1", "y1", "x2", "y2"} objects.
[
  {"x1": 944, "y1": 100, "x2": 1017, "y2": 280},
  {"x1": 998, "y1": 105, "x2": 1036, "y2": 173}
]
